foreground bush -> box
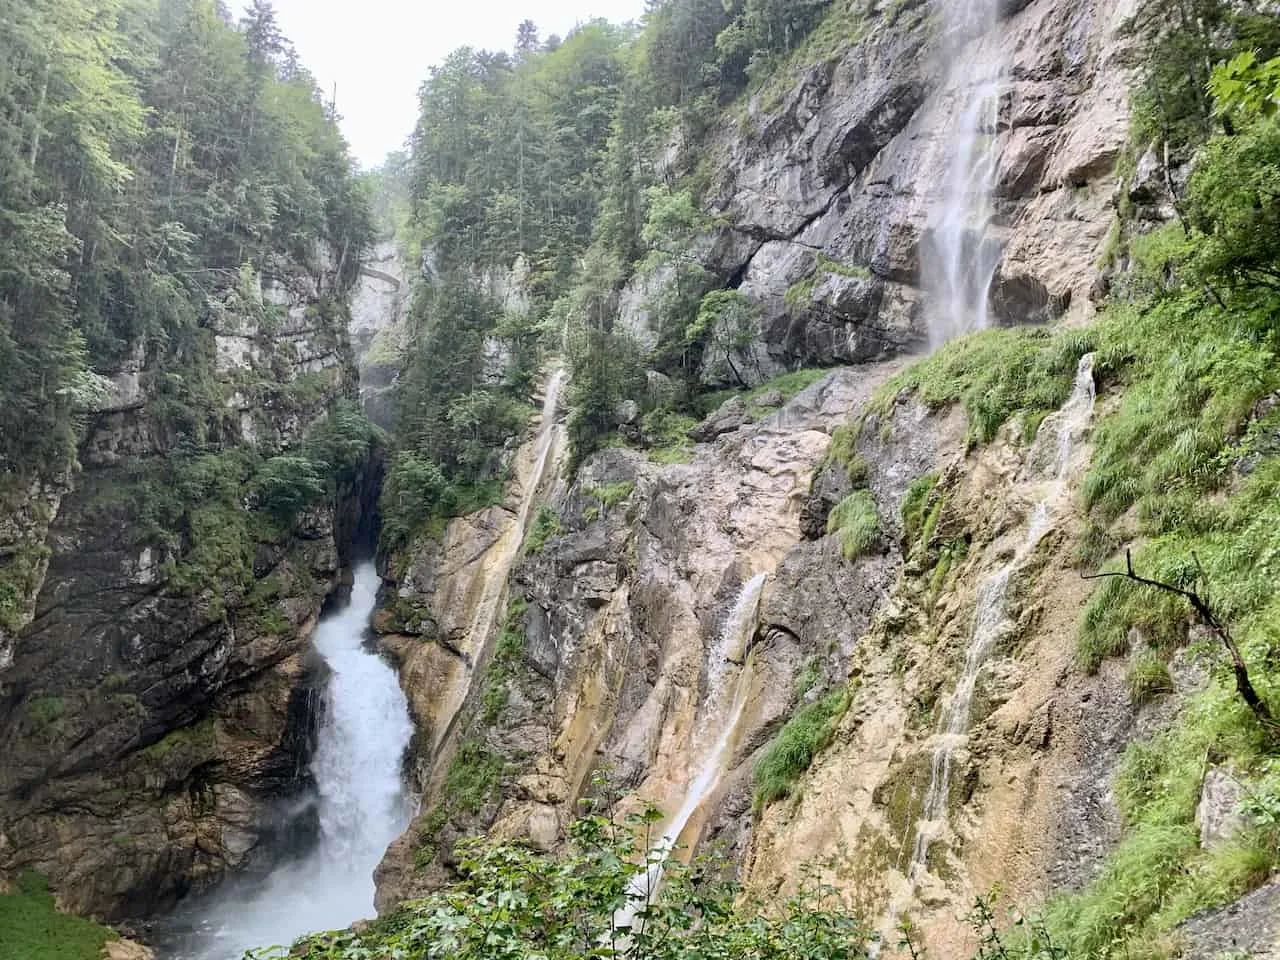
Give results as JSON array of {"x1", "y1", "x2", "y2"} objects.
[{"x1": 250, "y1": 809, "x2": 870, "y2": 960}]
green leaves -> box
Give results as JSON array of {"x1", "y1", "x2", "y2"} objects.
[
  {"x1": 0, "y1": 0, "x2": 372, "y2": 487},
  {"x1": 1211, "y1": 50, "x2": 1280, "y2": 122},
  {"x1": 279, "y1": 808, "x2": 870, "y2": 960},
  {"x1": 1183, "y1": 114, "x2": 1280, "y2": 299}
]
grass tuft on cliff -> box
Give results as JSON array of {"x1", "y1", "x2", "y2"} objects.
[
  {"x1": 875, "y1": 326, "x2": 1097, "y2": 445},
  {"x1": 754, "y1": 688, "x2": 851, "y2": 809},
  {"x1": 827, "y1": 490, "x2": 880, "y2": 561},
  {"x1": 0, "y1": 872, "x2": 114, "y2": 960}
]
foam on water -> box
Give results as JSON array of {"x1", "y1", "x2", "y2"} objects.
[{"x1": 163, "y1": 562, "x2": 413, "y2": 959}]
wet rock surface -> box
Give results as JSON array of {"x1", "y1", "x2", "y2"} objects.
[
  {"x1": 374, "y1": 364, "x2": 905, "y2": 906},
  {"x1": 0, "y1": 266, "x2": 359, "y2": 920},
  {"x1": 619, "y1": 0, "x2": 1134, "y2": 383},
  {"x1": 1178, "y1": 881, "x2": 1280, "y2": 960}
]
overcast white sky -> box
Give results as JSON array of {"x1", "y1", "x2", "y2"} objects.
[{"x1": 267, "y1": 1, "x2": 649, "y2": 168}]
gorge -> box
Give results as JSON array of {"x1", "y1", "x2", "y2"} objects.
[{"x1": 2, "y1": 0, "x2": 1280, "y2": 959}]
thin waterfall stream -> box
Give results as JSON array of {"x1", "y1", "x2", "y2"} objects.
[
  {"x1": 616, "y1": 573, "x2": 768, "y2": 933},
  {"x1": 432, "y1": 365, "x2": 568, "y2": 756},
  {"x1": 870, "y1": 355, "x2": 1096, "y2": 954},
  {"x1": 908, "y1": 354, "x2": 1095, "y2": 878},
  {"x1": 159, "y1": 562, "x2": 414, "y2": 959},
  {"x1": 923, "y1": 0, "x2": 1005, "y2": 346}
]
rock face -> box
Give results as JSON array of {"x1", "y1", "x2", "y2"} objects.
[
  {"x1": 0, "y1": 265, "x2": 360, "y2": 921},
  {"x1": 620, "y1": 0, "x2": 1135, "y2": 383},
  {"x1": 368, "y1": 2, "x2": 1152, "y2": 941},
  {"x1": 1177, "y1": 881, "x2": 1280, "y2": 960},
  {"x1": 370, "y1": 360, "x2": 1240, "y2": 956},
  {"x1": 373, "y1": 364, "x2": 908, "y2": 907},
  {"x1": 349, "y1": 240, "x2": 410, "y2": 428}
]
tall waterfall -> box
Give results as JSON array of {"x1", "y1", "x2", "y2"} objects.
[
  {"x1": 432, "y1": 365, "x2": 568, "y2": 755},
  {"x1": 906, "y1": 355, "x2": 1096, "y2": 879},
  {"x1": 617, "y1": 574, "x2": 768, "y2": 933},
  {"x1": 923, "y1": 0, "x2": 1005, "y2": 346},
  {"x1": 165, "y1": 562, "x2": 414, "y2": 959}
]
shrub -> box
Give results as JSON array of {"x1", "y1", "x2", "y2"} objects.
[
  {"x1": 523, "y1": 506, "x2": 563, "y2": 555},
  {"x1": 0, "y1": 542, "x2": 50, "y2": 633},
  {"x1": 253, "y1": 455, "x2": 327, "y2": 521},
  {"x1": 380, "y1": 453, "x2": 456, "y2": 549},
  {"x1": 279, "y1": 807, "x2": 870, "y2": 960}
]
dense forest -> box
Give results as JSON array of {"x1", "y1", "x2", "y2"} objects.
[
  {"x1": 377, "y1": 0, "x2": 865, "y2": 547},
  {"x1": 0, "y1": 0, "x2": 375, "y2": 630}
]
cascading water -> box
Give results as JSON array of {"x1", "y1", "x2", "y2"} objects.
[
  {"x1": 906, "y1": 355, "x2": 1096, "y2": 880},
  {"x1": 616, "y1": 574, "x2": 768, "y2": 933},
  {"x1": 923, "y1": 0, "x2": 1005, "y2": 347},
  {"x1": 432, "y1": 365, "x2": 568, "y2": 755},
  {"x1": 163, "y1": 562, "x2": 414, "y2": 959},
  {"x1": 869, "y1": 357, "x2": 1095, "y2": 955}
]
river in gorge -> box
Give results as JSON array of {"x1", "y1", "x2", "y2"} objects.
[{"x1": 155, "y1": 562, "x2": 414, "y2": 959}]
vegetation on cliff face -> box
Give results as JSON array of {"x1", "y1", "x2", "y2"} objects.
[
  {"x1": 0, "y1": 0, "x2": 380, "y2": 922},
  {"x1": 0, "y1": 0, "x2": 374, "y2": 628},
  {"x1": 1038, "y1": 49, "x2": 1280, "y2": 954},
  {"x1": 369, "y1": 0, "x2": 1280, "y2": 955},
  {"x1": 845, "y1": 15, "x2": 1280, "y2": 955},
  {"x1": 378, "y1": 0, "x2": 855, "y2": 544},
  {"x1": 0, "y1": 0, "x2": 370, "y2": 478}
]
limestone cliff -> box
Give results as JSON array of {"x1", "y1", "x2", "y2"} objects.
[
  {"x1": 621, "y1": 0, "x2": 1134, "y2": 382},
  {"x1": 0, "y1": 263, "x2": 366, "y2": 921},
  {"x1": 349, "y1": 240, "x2": 410, "y2": 429},
  {"x1": 374, "y1": 365, "x2": 904, "y2": 906},
  {"x1": 367, "y1": 0, "x2": 1157, "y2": 947}
]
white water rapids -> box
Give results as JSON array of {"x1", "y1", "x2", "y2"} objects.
[{"x1": 164, "y1": 562, "x2": 414, "y2": 959}]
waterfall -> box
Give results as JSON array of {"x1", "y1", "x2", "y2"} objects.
[
  {"x1": 866, "y1": 357, "x2": 1095, "y2": 953},
  {"x1": 616, "y1": 574, "x2": 768, "y2": 934},
  {"x1": 431, "y1": 365, "x2": 568, "y2": 755},
  {"x1": 905, "y1": 356, "x2": 1095, "y2": 881},
  {"x1": 923, "y1": 0, "x2": 1005, "y2": 347},
  {"x1": 163, "y1": 562, "x2": 414, "y2": 960}
]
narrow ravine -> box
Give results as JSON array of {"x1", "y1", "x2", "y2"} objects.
[{"x1": 160, "y1": 562, "x2": 414, "y2": 959}]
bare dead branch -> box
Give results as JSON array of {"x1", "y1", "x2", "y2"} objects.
[{"x1": 1084, "y1": 549, "x2": 1275, "y2": 734}]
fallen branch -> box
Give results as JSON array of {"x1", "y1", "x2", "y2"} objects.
[{"x1": 1084, "y1": 549, "x2": 1275, "y2": 733}]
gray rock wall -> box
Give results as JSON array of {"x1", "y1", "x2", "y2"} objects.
[
  {"x1": 0, "y1": 262, "x2": 361, "y2": 920},
  {"x1": 620, "y1": 0, "x2": 1136, "y2": 383}
]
